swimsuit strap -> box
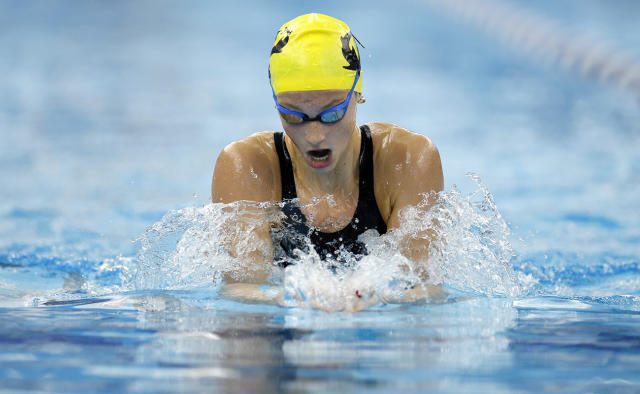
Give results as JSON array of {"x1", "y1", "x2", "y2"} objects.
[
  {"x1": 355, "y1": 124, "x2": 388, "y2": 234},
  {"x1": 273, "y1": 132, "x2": 297, "y2": 199},
  {"x1": 358, "y1": 125, "x2": 375, "y2": 202}
]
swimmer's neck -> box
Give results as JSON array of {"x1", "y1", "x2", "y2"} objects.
[{"x1": 285, "y1": 127, "x2": 361, "y2": 198}]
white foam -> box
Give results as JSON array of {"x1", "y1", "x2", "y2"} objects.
[{"x1": 132, "y1": 174, "x2": 519, "y2": 311}]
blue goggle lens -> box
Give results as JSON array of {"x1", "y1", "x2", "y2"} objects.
[{"x1": 320, "y1": 108, "x2": 346, "y2": 123}]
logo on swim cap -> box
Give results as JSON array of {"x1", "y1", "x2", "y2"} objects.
[
  {"x1": 269, "y1": 13, "x2": 363, "y2": 95},
  {"x1": 271, "y1": 27, "x2": 291, "y2": 55},
  {"x1": 340, "y1": 32, "x2": 360, "y2": 71}
]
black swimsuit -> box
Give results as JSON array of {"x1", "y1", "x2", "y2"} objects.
[{"x1": 272, "y1": 124, "x2": 387, "y2": 267}]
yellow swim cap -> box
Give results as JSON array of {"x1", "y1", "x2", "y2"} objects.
[{"x1": 269, "y1": 13, "x2": 362, "y2": 95}]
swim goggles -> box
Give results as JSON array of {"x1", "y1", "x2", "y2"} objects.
[{"x1": 269, "y1": 69, "x2": 360, "y2": 124}]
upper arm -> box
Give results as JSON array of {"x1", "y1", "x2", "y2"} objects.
[
  {"x1": 385, "y1": 131, "x2": 444, "y2": 230},
  {"x1": 211, "y1": 134, "x2": 280, "y2": 283},
  {"x1": 211, "y1": 134, "x2": 279, "y2": 203}
]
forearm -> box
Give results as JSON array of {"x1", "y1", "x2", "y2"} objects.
[
  {"x1": 399, "y1": 236, "x2": 433, "y2": 280},
  {"x1": 220, "y1": 218, "x2": 275, "y2": 284},
  {"x1": 392, "y1": 194, "x2": 442, "y2": 280},
  {"x1": 222, "y1": 249, "x2": 271, "y2": 284}
]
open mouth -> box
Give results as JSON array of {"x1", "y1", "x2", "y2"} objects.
[
  {"x1": 308, "y1": 149, "x2": 331, "y2": 161},
  {"x1": 306, "y1": 149, "x2": 333, "y2": 168}
]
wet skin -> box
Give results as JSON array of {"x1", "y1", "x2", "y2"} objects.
[{"x1": 211, "y1": 88, "x2": 444, "y2": 283}]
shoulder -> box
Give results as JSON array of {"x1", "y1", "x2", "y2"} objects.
[
  {"x1": 368, "y1": 122, "x2": 441, "y2": 179},
  {"x1": 216, "y1": 131, "x2": 278, "y2": 170},
  {"x1": 212, "y1": 131, "x2": 281, "y2": 203},
  {"x1": 367, "y1": 122, "x2": 443, "y2": 217}
]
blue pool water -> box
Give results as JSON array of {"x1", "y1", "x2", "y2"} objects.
[{"x1": 1, "y1": 0, "x2": 640, "y2": 392}]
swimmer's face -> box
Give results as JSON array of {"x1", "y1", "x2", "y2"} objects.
[{"x1": 277, "y1": 90, "x2": 359, "y2": 171}]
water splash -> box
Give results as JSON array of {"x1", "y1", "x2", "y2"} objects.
[
  {"x1": 133, "y1": 174, "x2": 519, "y2": 311},
  {"x1": 5, "y1": 173, "x2": 636, "y2": 310},
  {"x1": 417, "y1": 174, "x2": 520, "y2": 296},
  {"x1": 135, "y1": 202, "x2": 278, "y2": 290}
]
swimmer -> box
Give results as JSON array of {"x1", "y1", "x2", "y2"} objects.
[{"x1": 211, "y1": 14, "x2": 443, "y2": 307}]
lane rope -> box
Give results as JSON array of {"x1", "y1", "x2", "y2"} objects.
[{"x1": 423, "y1": 0, "x2": 640, "y2": 97}]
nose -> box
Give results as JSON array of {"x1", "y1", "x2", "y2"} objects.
[{"x1": 304, "y1": 122, "x2": 327, "y2": 146}]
